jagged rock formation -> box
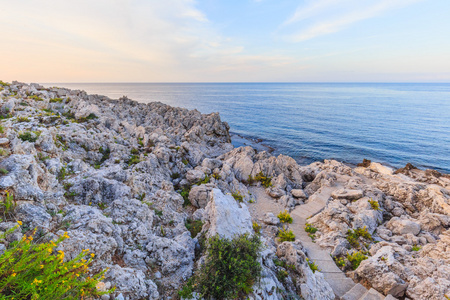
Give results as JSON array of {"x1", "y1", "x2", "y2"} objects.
[{"x1": 0, "y1": 81, "x2": 449, "y2": 300}]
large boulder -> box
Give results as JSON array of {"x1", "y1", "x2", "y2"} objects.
[{"x1": 203, "y1": 188, "x2": 252, "y2": 239}]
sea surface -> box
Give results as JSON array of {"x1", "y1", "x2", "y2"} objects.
[{"x1": 46, "y1": 83, "x2": 450, "y2": 173}]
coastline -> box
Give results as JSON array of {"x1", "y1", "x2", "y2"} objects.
[{"x1": 0, "y1": 81, "x2": 449, "y2": 299}]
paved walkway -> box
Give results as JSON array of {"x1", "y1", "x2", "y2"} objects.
[
  {"x1": 249, "y1": 186, "x2": 386, "y2": 300},
  {"x1": 289, "y1": 187, "x2": 361, "y2": 298}
]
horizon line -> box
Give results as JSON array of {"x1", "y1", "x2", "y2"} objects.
[{"x1": 39, "y1": 81, "x2": 450, "y2": 84}]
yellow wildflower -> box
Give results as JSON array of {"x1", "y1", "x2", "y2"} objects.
[
  {"x1": 12, "y1": 273, "x2": 16, "y2": 277},
  {"x1": 40, "y1": 265, "x2": 44, "y2": 269},
  {"x1": 90, "y1": 253, "x2": 95, "y2": 258},
  {"x1": 17, "y1": 221, "x2": 22, "y2": 226},
  {"x1": 28, "y1": 236, "x2": 33, "y2": 241}
]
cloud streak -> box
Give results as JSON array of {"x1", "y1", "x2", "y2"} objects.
[{"x1": 283, "y1": 0, "x2": 423, "y2": 42}]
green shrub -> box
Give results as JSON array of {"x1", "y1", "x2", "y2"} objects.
[
  {"x1": 179, "y1": 234, "x2": 262, "y2": 299},
  {"x1": 0, "y1": 168, "x2": 8, "y2": 175},
  {"x1": 98, "y1": 147, "x2": 110, "y2": 165},
  {"x1": 29, "y1": 95, "x2": 44, "y2": 101},
  {"x1": 346, "y1": 226, "x2": 372, "y2": 248},
  {"x1": 171, "y1": 172, "x2": 180, "y2": 179},
  {"x1": 254, "y1": 172, "x2": 272, "y2": 188},
  {"x1": 185, "y1": 219, "x2": 203, "y2": 237},
  {"x1": 182, "y1": 158, "x2": 189, "y2": 165},
  {"x1": 306, "y1": 258, "x2": 320, "y2": 273},
  {"x1": 412, "y1": 245, "x2": 421, "y2": 251},
  {"x1": 277, "y1": 210, "x2": 293, "y2": 223},
  {"x1": 0, "y1": 80, "x2": 10, "y2": 86},
  {"x1": 277, "y1": 269, "x2": 289, "y2": 282},
  {"x1": 196, "y1": 174, "x2": 210, "y2": 185},
  {"x1": 19, "y1": 131, "x2": 40, "y2": 143},
  {"x1": 232, "y1": 192, "x2": 243, "y2": 202},
  {"x1": 179, "y1": 185, "x2": 191, "y2": 207},
  {"x1": 57, "y1": 167, "x2": 67, "y2": 181},
  {"x1": 130, "y1": 148, "x2": 139, "y2": 155},
  {"x1": 278, "y1": 227, "x2": 295, "y2": 242},
  {"x1": 252, "y1": 221, "x2": 261, "y2": 234},
  {"x1": 154, "y1": 209, "x2": 163, "y2": 217},
  {"x1": 49, "y1": 97, "x2": 64, "y2": 103},
  {"x1": 37, "y1": 152, "x2": 50, "y2": 161},
  {"x1": 0, "y1": 125, "x2": 4, "y2": 133},
  {"x1": 17, "y1": 116, "x2": 30, "y2": 122},
  {"x1": 1, "y1": 191, "x2": 15, "y2": 220},
  {"x1": 127, "y1": 155, "x2": 140, "y2": 165},
  {"x1": 304, "y1": 223, "x2": 318, "y2": 234},
  {"x1": 0, "y1": 149, "x2": 8, "y2": 157},
  {"x1": 77, "y1": 113, "x2": 98, "y2": 123},
  {"x1": 368, "y1": 199, "x2": 380, "y2": 210},
  {"x1": 212, "y1": 173, "x2": 221, "y2": 180},
  {"x1": 347, "y1": 251, "x2": 368, "y2": 270},
  {"x1": 0, "y1": 226, "x2": 114, "y2": 299},
  {"x1": 333, "y1": 256, "x2": 346, "y2": 268}
]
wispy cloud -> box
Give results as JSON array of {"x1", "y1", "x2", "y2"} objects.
[{"x1": 282, "y1": 0, "x2": 423, "y2": 42}]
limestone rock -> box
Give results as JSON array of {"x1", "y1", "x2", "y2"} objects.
[{"x1": 203, "y1": 188, "x2": 252, "y2": 239}]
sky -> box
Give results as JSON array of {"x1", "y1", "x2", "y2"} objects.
[{"x1": 1, "y1": 0, "x2": 450, "y2": 83}]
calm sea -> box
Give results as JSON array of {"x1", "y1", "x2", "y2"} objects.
[{"x1": 46, "y1": 83, "x2": 450, "y2": 173}]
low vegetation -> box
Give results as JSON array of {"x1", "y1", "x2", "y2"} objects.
[
  {"x1": 347, "y1": 251, "x2": 368, "y2": 270},
  {"x1": 179, "y1": 185, "x2": 191, "y2": 207},
  {"x1": 277, "y1": 210, "x2": 293, "y2": 223},
  {"x1": 185, "y1": 219, "x2": 203, "y2": 238},
  {"x1": 346, "y1": 226, "x2": 372, "y2": 248},
  {"x1": 306, "y1": 258, "x2": 320, "y2": 273},
  {"x1": 1, "y1": 191, "x2": 15, "y2": 220},
  {"x1": 232, "y1": 191, "x2": 243, "y2": 202},
  {"x1": 0, "y1": 225, "x2": 114, "y2": 299},
  {"x1": 18, "y1": 131, "x2": 41, "y2": 143},
  {"x1": 412, "y1": 245, "x2": 421, "y2": 251},
  {"x1": 248, "y1": 171, "x2": 272, "y2": 188},
  {"x1": 278, "y1": 227, "x2": 295, "y2": 242},
  {"x1": 252, "y1": 221, "x2": 261, "y2": 234},
  {"x1": 368, "y1": 199, "x2": 380, "y2": 210},
  {"x1": 179, "y1": 234, "x2": 262, "y2": 299}
]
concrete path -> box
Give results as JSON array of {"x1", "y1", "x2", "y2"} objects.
[
  {"x1": 249, "y1": 186, "x2": 387, "y2": 300},
  {"x1": 289, "y1": 187, "x2": 361, "y2": 298}
]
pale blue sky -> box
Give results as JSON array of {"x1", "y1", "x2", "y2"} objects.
[{"x1": 1, "y1": 0, "x2": 449, "y2": 82}]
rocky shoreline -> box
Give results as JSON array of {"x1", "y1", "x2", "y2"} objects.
[{"x1": 0, "y1": 81, "x2": 449, "y2": 300}]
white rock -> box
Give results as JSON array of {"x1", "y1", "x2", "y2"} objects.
[{"x1": 204, "y1": 188, "x2": 253, "y2": 239}]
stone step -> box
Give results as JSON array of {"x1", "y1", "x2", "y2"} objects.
[
  {"x1": 341, "y1": 283, "x2": 368, "y2": 300},
  {"x1": 314, "y1": 259, "x2": 344, "y2": 273},
  {"x1": 359, "y1": 288, "x2": 385, "y2": 300},
  {"x1": 324, "y1": 277, "x2": 356, "y2": 298},
  {"x1": 306, "y1": 249, "x2": 333, "y2": 260}
]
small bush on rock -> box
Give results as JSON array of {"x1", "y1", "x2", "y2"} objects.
[
  {"x1": 304, "y1": 223, "x2": 317, "y2": 234},
  {"x1": 278, "y1": 227, "x2": 295, "y2": 242},
  {"x1": 306, "y1": 258, "x2": 320, "y2": 273},
  {"x1": 277, "y1": 210, "x2": 293, "y2": 223},
  {"x1": 185, "y1": 219, "x2": 203, "y2": 237},
  {"x1": 252, "y1": 221, "x2": 261, "y2": 234},
  {"x1": 179, "y1": 185, "x2": 191, "y2": 207},
  {"x1": 412, "y1": 245, "x2": 421, "y2": 251},
  {"x1": 232, "y1": 192, "x2": 243, "y2": 202},
  {"x1": 347, "y1": 251, "x2": 368, "y2": 270},
  {"x1": 0, "y1": 225, "x2": 114, "y2": 299},
  {"x1": 254, "y1": 172, "x2": 272, "y2": 188},
  {"x1": 179, "y1": 233, "x2": 262, "y2": 299},
  {"x1": 368, "y1": 199, "x2": 380, "y2": 210},
  {"x1": 346, "y1": 226, "x2": 372, "y2": 248},
  {"x1": 18, "y1": 131, "x2": 40, "y2": 143}
]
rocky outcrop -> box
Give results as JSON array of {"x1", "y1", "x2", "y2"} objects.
[{"x1": 1, "y1": 81, "x2": 449, "y2": 300}]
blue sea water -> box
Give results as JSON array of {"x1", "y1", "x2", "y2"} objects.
[{"x1": 48, "y1": 83, "x2": 450, "y2": 173}]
